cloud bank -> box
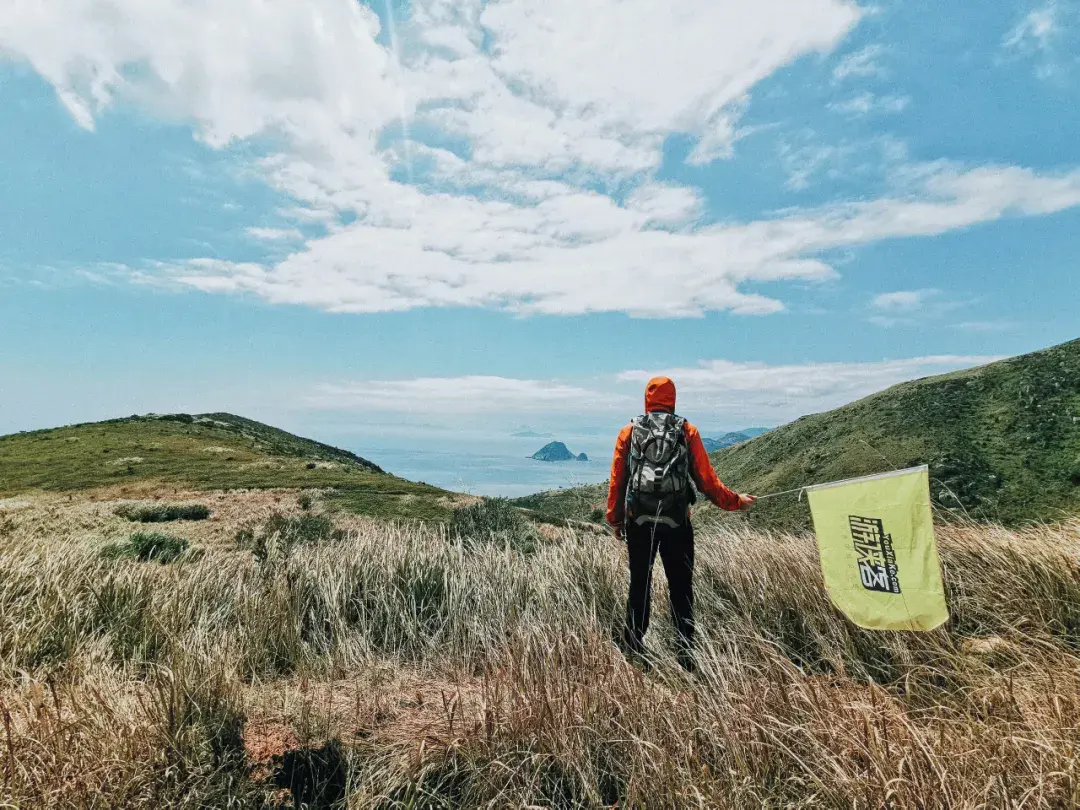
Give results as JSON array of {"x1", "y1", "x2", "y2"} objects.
[{"x1": 309, "y1": 354, "x2": 1000, "y2": 427}]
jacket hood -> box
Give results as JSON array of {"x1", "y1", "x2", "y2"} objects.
[{"x1": 645, "y1": 376, "x2": 676, "y2": 413}]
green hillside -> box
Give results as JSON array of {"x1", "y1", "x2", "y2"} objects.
[
  {"x1": 0, "y1": 412, "x2": 456, "y2": 521},
  {"x1": 715, "y1": 337, "x2": 1080, "y2": 528},
  {"x1": 515, "y1": 338, "x2": 1080, "y2": 529}
]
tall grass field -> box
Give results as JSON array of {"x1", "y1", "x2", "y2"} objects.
[{"x1": 2, "y1": 488, "x2": 1080, "y2": 808}]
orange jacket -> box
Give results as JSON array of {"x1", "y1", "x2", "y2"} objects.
[{"x1": 606, "y1": 376, "x2": 741, "y2": 527}]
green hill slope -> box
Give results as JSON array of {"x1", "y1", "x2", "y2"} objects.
[
  {"x1": 0, "y1": 413, "x2": 456, "y2": 520},
  {"x1": 713, "y1": 337, "x2": 1079, "y2": 528},
  {"x1": 514, "y1": 338, "x2": 1080, "y2": 529}
]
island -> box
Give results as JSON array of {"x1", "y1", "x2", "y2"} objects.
[
  {"x1": 701, "y1": 427, "x2": 771, "y2": 452},
  {"x1": 512, "y1": 429, "x2": 554, "y2": 438},
  {"x1": 530, "y1": 441, "x2": 589, "y2": 462}
]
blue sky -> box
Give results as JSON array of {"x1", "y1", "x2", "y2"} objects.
[{"x1": 1, "y1": 0, "x2": 1078, "y2": 448}]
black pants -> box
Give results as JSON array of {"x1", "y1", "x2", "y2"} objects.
[{"x1": 623, "y1": 520, "x2": 695, "y2": 656}]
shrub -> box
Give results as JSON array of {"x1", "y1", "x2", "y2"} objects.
[
  {"x1": 102, "y1": 531, "x2": 191, "y2": 564},
  {"x1": 450, "y1": 498, "x2": 543, "y2": 554},
  {"x1": 236, "y1": 512, "x2": 344, "y2": 562},
  {"x1": 159, "y1": 413, "x2": 195, "y2": 424},
  {"x1": 298, "y1": 491, "x2": 315, "y2": 511},
  {"x1": 129, "y1": 532, "x2": 189, "y2": 562},
  {"x1": 116, "y1": 503, "x2": 212, "y2": 523}
]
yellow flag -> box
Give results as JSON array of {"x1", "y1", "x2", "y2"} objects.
[{"x1": 806, "y1": 465, "x2": 948, "y2": 631}]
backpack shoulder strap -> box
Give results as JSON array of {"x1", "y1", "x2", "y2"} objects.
[
  {"x1": 627, "y1": 416, "x2": 644, "y2": 466},
  {"x1": 666, "y1": 414, "x2": 687, "y2": 443}
]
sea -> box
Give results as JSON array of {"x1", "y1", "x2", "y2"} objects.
[{"x1": 349, "y1": 434, "x2": 615, "y2": 498}]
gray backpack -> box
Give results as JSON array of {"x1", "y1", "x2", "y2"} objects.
[{"x1": 625, "y1": 412, "x2": 692, "y2": 526}]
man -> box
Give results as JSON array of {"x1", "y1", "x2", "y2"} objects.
[{"x1": 607, "y1": 376, "x2": 756, "y2": 671}]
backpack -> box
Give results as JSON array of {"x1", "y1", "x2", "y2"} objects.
[{"x1": 625, "y1": 412, "x2": 693, "y2": 526}]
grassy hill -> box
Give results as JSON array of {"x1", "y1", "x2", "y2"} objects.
[
  {"x1": 714, "y1": 337, "x2": 1080, "y2": 529},
  {"x1": 515, "y1": 338, "x2": 1080, "y2": 529},
  {"x1": 0, "y1": 412, "x2": 458, "y2": 520}
]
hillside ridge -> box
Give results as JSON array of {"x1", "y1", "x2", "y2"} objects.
[
  {"x1": 708, "y1": 337, "x2": 1079, "y2": 528},
  {"x1": 3, "y1": 412, "x2": 383, "y2": 472},
  {"x1": 0, "y1": 411, "x2": 467, "y2": 521}
]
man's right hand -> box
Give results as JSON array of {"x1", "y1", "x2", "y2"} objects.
[
  {"x1": 611, "y1": 523, "x2": 625, "y2": 542},
  {"x1": 738, "y1": 494, "x2": 757, "y2": 510}
]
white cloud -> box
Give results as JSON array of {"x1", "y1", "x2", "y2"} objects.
[
  {"x1": 155, "y1": 162, "x2": 1080, "y2": 317},
  {"x1": 1005, "y1": 4, "x2": 1059, "y2": 53},
  {"x1": 3, "y1": 2, "x2": 1080, "y2": 320},
  {"x1": 871, "y1": 289, "x2": 934, "y2": 312},
  {"x1": 401, "y1": 0, "x2": 861, "y2": 176},
  {"x1": 307, "y1": 354, "x2": 1001, "y2": 425},
  {"x1": 246, "y1": 227, "x2": 304, "y2": 242},
  {"x1": 781, "y1": 143, "x2": 843, "y2": 191},
  {"x1": 0, "y1": 0, "x2": 401, "y2": 146},
  {"x1": 867, "y1": 288, "x2": 970, "y2": 327},
  {"x1": 0, "y1": 0, "x2": 867, "y2": 316},
  {"x1": 309, "y1": 376, "x2": 628, "y2": 414},
  {"x1": 778, "y1": 134, "x2": 908, "y2": 191},
  {"x1": 1003, "y1": 1, "x2": 1077, "y2": 78},
  {"x1": 469, "y1": 0, "x2": 861, "y2": 169},
  {"x1": 829, "y1": 92, "x2": 909, "y2": 117},
  {"x1": 617, "y1": 355, "x2": 1001, "y2": 422},
  {"x1": 832, "y1": 44, "x2": 887, "y2": 81},
  {"x1": 953, "y1": 320, "x2": 1020, "y2": 333},
  {"x1": 624, "y1": 184, "x2": 704, "y2": 227}
]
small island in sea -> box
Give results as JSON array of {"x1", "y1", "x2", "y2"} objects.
[
  {"x1": 530, "y1": 441, "x2": 589, "y2": 462},
  {"x1": 513, "y1": 429, "x2": 554, "y2": 438}
]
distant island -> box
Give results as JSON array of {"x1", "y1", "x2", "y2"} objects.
[
  {"x1": 512, "y1": 428, "x2": 554, "y2": 439},
  {"x1": 530, "y1": 441, "x2": 588, "y2": 462},
  {"x1": 701, "y1": 427, "x2": 771, "y2": 452}
]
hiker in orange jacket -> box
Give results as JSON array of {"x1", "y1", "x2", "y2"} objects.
[{"x1": 607, "y1": 376, "x2": 755, "y2": 671}]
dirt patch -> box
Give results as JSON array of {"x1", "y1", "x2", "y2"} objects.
[
  {"x1": 244, "y1": 720, "x2": 300, "y2": 766},
  {"x1": 245, "y1": 720, "x2": 347, "y2": 808}
]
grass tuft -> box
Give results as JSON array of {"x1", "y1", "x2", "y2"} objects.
[
  {"x1": 101, "y1": 531, "x2": 192, "y2": 564},
  {"x1": 449, "y1": 498, "x2": 542, "y2": 554},
  {"x1": 235, "y1": 511, "x2": 345, "y2": 563},
  {"x1": 116, "y1": 502, "x2": 212, "y2": 522}
]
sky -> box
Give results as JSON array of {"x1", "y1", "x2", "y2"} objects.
[{"x1": 1, "y1": 0, "x2": 1078, "y2": 450}]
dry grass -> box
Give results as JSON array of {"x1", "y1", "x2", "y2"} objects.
[{"x1": 2, "y1": 490, "x2": 1080, "y2": 807}]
